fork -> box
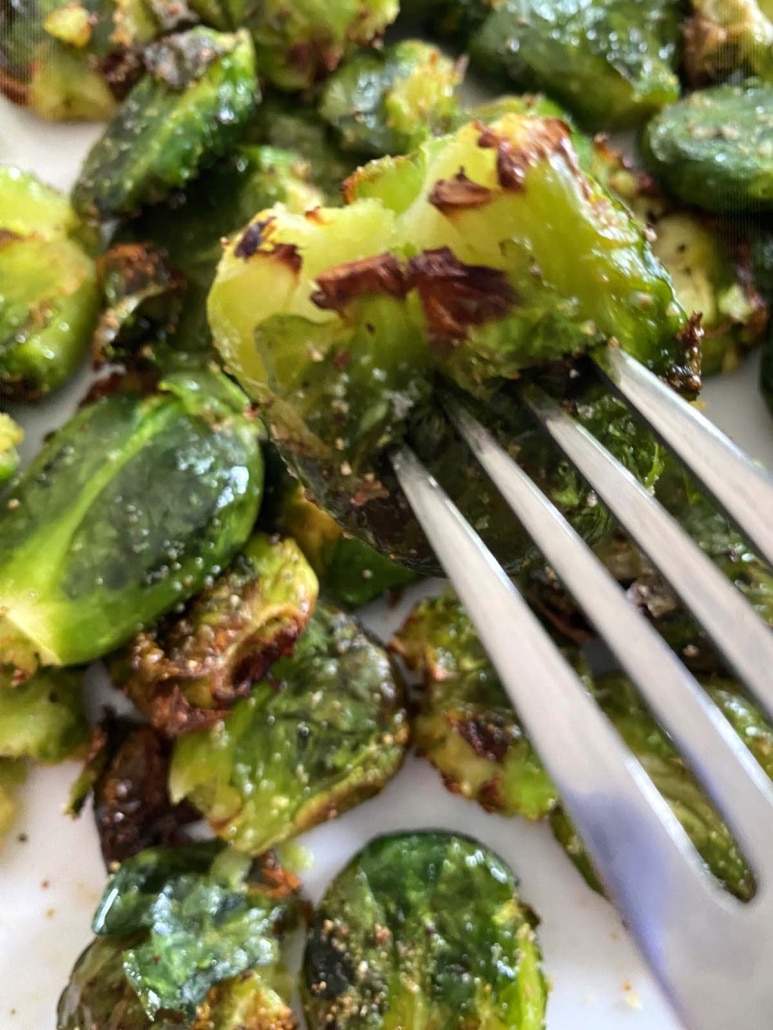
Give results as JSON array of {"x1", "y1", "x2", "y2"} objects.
[{"x1": 390, "y1": 344, "x2": 773, "y2": 1030}]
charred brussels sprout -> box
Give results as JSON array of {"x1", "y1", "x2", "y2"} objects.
[
  {"x1": 115, "y1": 143, "x2": 323, "y2": 355},
  {"x1": 458, "y1": 0, "x2": 681, "y2": 131},
  {"x1": 0, "y1": 414, "x2": 23, "y2": 488},
  {"x1": 112, "y1": 532, "x2": 319, "y2": 735},
  {"x1": 319, "y1": 39, "x2": 464, "y2": 157},
  {"x1": 0, "y1": 367, "x2": 263, "y2": 680},
  {"x1": 57, "y1": 841, "x2": 301, "y2": 1027},
  {"x1": 392, "y1": 591, "x2": 557, "y2": 817},
  {"x1": 0, "y1": 667, "x2": 88, "y2": 762},
  {"x1": 303, "y1": 831, "x2": 546, "y2": 1029},
  {"x1": 551, "y1": 674, "x2": 773, "y2": 900},
  {"x1": 224, "y1": 0, "x2": 399, "y2": 92},
  {"x1": 169, "y1": 603, "x2": 409, "y2": 854},
  {"x1": 641, "y1": 81, "x2": 773, "y2": 212},
  {"x1": 0, "y1": 166, "x2": 100, "y2": 399},
  {"x1": 683, "y1": 0, "x2": 773, "y2": 84},
  {"x1": 71, "y1": 27, "x2": 259, "y2": 220}
]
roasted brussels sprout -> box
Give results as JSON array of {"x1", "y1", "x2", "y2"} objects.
[
  {"x1": 641, "y1": 80, "x2": 773, "y2": 212},
  {"x1": 0, "y1": 367, "x2": 263, "y2": 680},
  {"x1": 683, "y1": 0, "x2": 773, "y2": 84},
  {"x1": 0, "y1": 166, "x2": 100, "y2": 399},
  {"x1": 72, "y1": 27, "x2": 259, "y2": 220},
  {"x1": 0, "y1": 666, "x2": 88, "y2": 762},
  {"x1": 112, "y1": 532, "x2": 318, "y2": 735},
  {"x1": 57, "y1": 841, "x2": 301, "y2": 1027},
  {"x1": 0, "y1": 413, "x2": 23, "y2": 488},
  {"x1": 115, "y1": 144, "x2": 323, "y2": 356},
  {"x1": 170, "y1": 603, "x2": 409, "y2": 854},
  {"x1": 68, "y1": 716, "x2": 199, "y2": 865},
  {"x1": 392, "y1": 591, "x2": 557, "y2": 818},
  {"x1": 449, "y1": 0, "x2": 681, "y2": 130},
  {"x1": 319, "y1": 39, "x2": 464, "y2": 157},
  {"x1": 209, "y1": 114, "x2": 695, "y2": 567},
  {"x1": 551, "y1": 674, "x2": 773, "y2": 901},
  {"x1": 303, "y1": 831, "x2": 547, "y2": 1029},
  {"x1": 224, "y1": 0, "x2": 398, "y2": 92}
]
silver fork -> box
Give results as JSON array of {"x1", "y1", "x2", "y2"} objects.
[{"x1": 390, "y1": 345, "x2": 773, "y2": 1030}]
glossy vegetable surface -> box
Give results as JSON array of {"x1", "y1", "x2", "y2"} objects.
[{"x1": 303, "y1": 831, "x2": 547, "y2": 1029}]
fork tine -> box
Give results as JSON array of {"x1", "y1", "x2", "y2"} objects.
[
  {"x1": 444, "y1": 398, "x2": 773, "y2": 873},
  {"x1": 594, "y1": 345, "x2": 773, "y2": 568},
  {"x1": 521, "y1": 383, "x2": 773, "y2": 725}
]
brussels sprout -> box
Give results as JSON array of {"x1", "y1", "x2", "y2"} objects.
[
  {"x1": 455, "y1": 91, "x2": 568, "y2": 127},
  {"x1": 319, "y1": 39, "x2": 464, "y2": 157},
  {"x1": 457, "y1": 0, "x2": 681, "y2": 131},
  {"x1": 245, "y1": 96, "x2": 359, "y2": 202},
  {"x1": 0, "y1": 667, "x2": 88, "y2": 762},
  {"x1": 92, "y1": 243, "x2": 186, "y2": 367},
  {"x1": 112, "y1": 532, "x2": 319, "y2": 735},
  {"x1": 209, "y1": 114, "x2": 695, "y2": 567},
  {"x1": 0, "y1": 167, "x2": 100, "y2": 399},
  {"x1": 170, "y1": 603, "x2": 409, "y2": 855},
  {"x1": 0, "y1": 367, "x2": 263, "y2": 680},
  {"x1": 68, "y1": 716, "x2": 198, "y2": 865},
  {"x1": 0, "y1": 413, "x2": 23, "y2": 488},
  {"x1": 57, "y1": 841, "x2": 301, "y2": 1026},
  {"x1": 222, "y1": 0, "x2": 398, "y2": 92},
  {"x1": 392, "y1": 591, "x2": 557, "y2": 818},
  {"x1": 641, "y1": 80, "x2": 773, "y2": 213},
  {"x1": 261, "y1": 451, "x2": 417, "y2": 607},
  {"x1": 551, "y1": 674, "x2": 773, "y2": 901},
  {"x1": 72, "y1": 27, "x2": 259, "y2": 220},
  {"x1": 302, "y1": 831, "x2": 547, "y2": 1029},
  {"x1": 116, "y1": 144, "x2": 323, "y2": 356},
  {"x1": 683, "y1": 0, "x2": 773, "y2": 84}
]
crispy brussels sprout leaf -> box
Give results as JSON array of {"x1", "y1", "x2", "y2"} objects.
[
  {"x1": 683, "y1": 0, "x2": 773, "y2": 84},
  {"x1": 0, "y1": 368, "x2": 263, "y2": 679},
  {"x1": 303, "y1": 831, "x2": 547, "y2": 1029},
  {"x1": 0, "y1": 413, "x2": 22, "y2": 488},
  {"x1": 59, "y1": 843, "x2": 300, "y2": 1024},
  {"x1": 69, "y1": 716, "x2": 198, "y2": 865},
  {"x1": 0, "y1": 167, "x2": 100, "y2": 399},
  {"x1": 552, "y1": 675, "x2": 772, "y2": 900},
  {"x1": 0, "y1": 667, "x2": 88, "y2": 762},
  {"x1": 463, "y1": 0, "x2": 681, "y2": 131},
  {"x1": 112, "y1": 533, "x2": 318, "y2": 735},
  {"x1": 224, "y1": 0, "x2": 398, "y2": 91},
  {"x1": 72, "y1": 27, "x2": 259, "y2": 220},
  {"x1": 170, "y1": 603, "x2": 409, "y2": 854},
  {"x1": 641, "y1": 80, "x2": 773, "y2": 212},
  {"x1": 393, "y1": 591, "x2": 557, "y2": 818},
  {"x1": 320, "y1": 39, "x2": 463, "y2": 157},
  {"x1": 116, "y1": 144, "x2": 323, "y2": 356}
]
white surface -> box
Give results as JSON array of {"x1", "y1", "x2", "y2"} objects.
[{"x1": 2, "y1": 97, "x2": 773, "y2": 1030}]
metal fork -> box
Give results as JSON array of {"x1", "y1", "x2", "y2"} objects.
[{"x1": 390, "y1": 345, "x2": 773, "y2": 1030}]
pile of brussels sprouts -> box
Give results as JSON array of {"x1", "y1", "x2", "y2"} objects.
[{"x1": 2, "y1": 0, "x2": 773, "y2": 1025}]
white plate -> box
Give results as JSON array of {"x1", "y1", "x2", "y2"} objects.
[{"x1": 2, "y1": 97, "x2": 773, "y2": 1030}]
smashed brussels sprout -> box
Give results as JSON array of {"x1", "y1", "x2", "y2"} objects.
[
  {"x1": 320, "y1": 39, "x2": 464, "y2": 157},
  {"x1": 303, "y1": 831, "x2": 546, "y2": 1029},
  {"x1": 641, "y1": 80, "x2": 773, "y2": 212},
  {"x1": 170, "y1": 603, "x2": 409, "y2": 854},
  {"x1": 0, "y1": 166, "x2": 100, "y2": 399},
  {"x1": 72, "y1": 27, "x2": 259, "y2": 219},
  {"x1": 57, "y1": 842, "x2": 300, "y2": 1027},
  {"x1": 683, "y1": 0, "x2": 773, "y2": 84},
  {"x1": 448, "y1": 0, "x2": 682, "y2": 130},
  {"x1": 0, "y1": 367, "x2": 263, "y2": 680},
  {"x1": 112, "y1": 532, "x2": 318, "y2": 735}
]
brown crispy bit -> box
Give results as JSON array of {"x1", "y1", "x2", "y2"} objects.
[
  {"x1": 428, "y1": 172, "x2": 494, "y2": 214},
  {"x1": 477, "y1": 116, "x2": 580, "y2": 192},
  {"x1": 449, "y1": 711, "x2": 515, "y2": 764},
  {"x1": 312, "y1": 253, "x2": 408, "y2": 313},
  {"x1": 234, "y1": 218, "x2": 269, "y2": 259},
  {"x1": 407, "y1": 247, "x2": 517, "y2": 344}
]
